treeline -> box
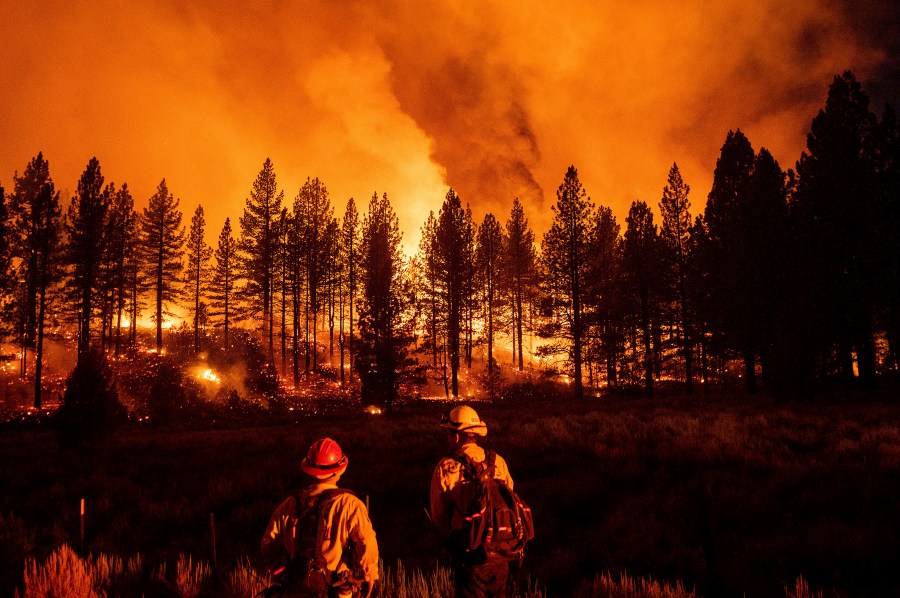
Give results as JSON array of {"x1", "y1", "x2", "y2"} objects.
[{"x1": 1, "y1": 71, "x2": 898, "y2": 409}]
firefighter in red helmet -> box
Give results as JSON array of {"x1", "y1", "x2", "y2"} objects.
[{"x1": 261, "y1": 438, "x2": 378, "y2": 597}]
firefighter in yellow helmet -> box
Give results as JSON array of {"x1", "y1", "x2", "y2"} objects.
[
  {"x1": 261, "y1": 438, "x2": 378, "y2": 598},
  {"x1": 430, "y1": 405, "x2": 514, "y2": 598}
]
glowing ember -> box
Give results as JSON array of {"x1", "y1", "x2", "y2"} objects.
[{"x1": 364, "y1": 405, "x2": 383, "y2": 415}]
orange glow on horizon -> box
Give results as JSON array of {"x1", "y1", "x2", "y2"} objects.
[{"x1": 1, "y1": 1, "x2": 896, "y2": 256}]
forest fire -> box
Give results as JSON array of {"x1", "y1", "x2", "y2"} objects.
[{"x1": 197, "y1": 368, "x2": 221, "y2": 384}]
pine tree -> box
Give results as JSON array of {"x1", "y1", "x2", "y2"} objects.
[
  {"x1": 339, "y1": 197, "x2": 360, "y2": 384},
  {"x1": 105, "y1": 184, "x2": 138, "y2": 357},
  {"x1": 623, "y1": 200, "x2": 659, "y2": 394},
  {"x1": 658, "y1": 163, "x2": 694, "y2": 392},
  {"x1": 238, "y1": 158, "x2": 283, "y2": 358},
  {"x1": 185, "y1": 205, "x2": 212, "y2": 353},
  {"x1": 589, "y1": 205, "x2": 624, "y2": 387},
  {"x1": 476, "y1": 212, "x2": 505, "y2": 396},
  {"x1": 434, "y1": 188, "x2": 476, "y2": 397},
  {"x1": 8, "y1": 153, "x2": 63, "y2": 407},
  {"x1": 65, "y1": 157, "x2": 109, "y2": 358},
  {"x1": 416, "y1": 211, "x2": 443, "y2": 371},
  {"x1": 541, "y1": 166, "x2": 594, "y2": 399},
  {"x1": 356, "y1": 192, "x2": 414, "y2": 410},
  {"x1": 210, "y1": 218, "x2": 238, "y2": 353},
  {"x1": 293, "y1": 177, "x2": 332, "y2": 370},
  {"x1": 0, "y1": 187, "x2": 14, "y2": 338},
  {"x1": 747, "y1": 149, "x2": 790, "y2": 388},
  {"x1": 140, "y1": 179, "x2": 185, "y2": 352},
  {"x1": 793, "y1": 71, "x2": 880, "y2": 387},
  {"x1": 504, "y1": 198, "x2": 536, "y2": 372},
  {"x1": 702, "y1": 130, "x2": 758, "y2": 390},
  {"x1": 276, "y1": 207, "x2": 290, "y2": 373},
  {"x1": 324, "y1": 217, "x2": 340, "y2": 362},
  {"x1": 285, "y1": 206, "x2": 305, "y2": 384}
]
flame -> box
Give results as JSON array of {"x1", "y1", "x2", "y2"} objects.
[
  {"x1": 364, "y1": 405, "x2": 383, "y2": 415},
  {"x1": 198, "y1": 368, "x2": 221, "y2": 384}
]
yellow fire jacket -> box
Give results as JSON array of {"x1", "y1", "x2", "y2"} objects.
[
  {"x1": 261, "y1": 482, "x2": 379, "y2": 582},
  {"x1": 429, "y1": 442, "x2": 514, "y2": 539}
]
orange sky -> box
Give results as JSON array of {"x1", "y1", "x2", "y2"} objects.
[{"x1": 1, "y1": 1, "x2": 897, "y2": 253}]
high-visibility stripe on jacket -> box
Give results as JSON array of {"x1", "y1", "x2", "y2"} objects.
[
  {"x1": 261, "y1": 482, "x2": 379, "y2": 582},
  {"x1": 429, "y1": 442, "x2": 513, "y2": 539}
]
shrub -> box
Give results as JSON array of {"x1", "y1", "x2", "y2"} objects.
[
  {"x1": 56, "y1": 349, "x2": 126, "y2": 446},
  {"x1": 20, "y1": 544, "x2": 99, "y2": 598},
  {"x1": 175, "y1": 553, "x2": 210, "y2": 598},
  {"x1": 225, "y1": 558, "x2": 270, "y2": 598},
  {"x1": 147, "y1": 356, "x2": 201, "y2": 425}
]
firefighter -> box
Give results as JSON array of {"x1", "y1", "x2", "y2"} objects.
[
  {"x1": 430, "y1": 405, "x2": 514, "y2": 598},
  {"x1": 261, "y1": 438, "x2": 378, "y2": 598}
]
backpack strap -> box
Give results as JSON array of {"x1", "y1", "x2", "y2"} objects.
[
  {"x1": 289, "y1": 488, "x2": 354, "y2": 576},
  {"x1": 454, "y1": 448, "x2": 496, "y2": 478}
]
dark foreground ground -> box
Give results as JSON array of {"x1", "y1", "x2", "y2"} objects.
[{"x1": 1, "y1": 387, "x2": 899, "y2": 597}]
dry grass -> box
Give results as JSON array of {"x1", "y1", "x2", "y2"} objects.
[
  {"x1": 19, "y1": 544, "x2": 100, "y2": 598},
  {"x1": 589, "y1": 571, "x2": 697, "y2": 598}
]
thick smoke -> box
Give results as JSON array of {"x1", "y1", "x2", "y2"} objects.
[{"x1": 1, "y1": 0, "x2": 898, "y2": 241}]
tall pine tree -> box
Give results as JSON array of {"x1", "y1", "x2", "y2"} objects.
[
  {"x1": 541, "y1": 166, "x2": 594, "y2": 399},
  {"x1": 210, "y1": 218, "x2": 238, "y2": 353},
  {"x1": 356, "y1": 192, "x2": 414, "y2": 410},
  {"x1": 793, "y1": 71, "x2": 880, "y2": 387},
  {"x1": 9, "y1": 153, "x2": 62, "y2": 407},
  {"x1": 65, "y1": 157, "x2": 108, "y2": 358},
  {"x1": 140, "y1": 179, "x2": 185, "y2": 352},
  {"x1": 703, "y1": 130, "x2": 758, "y2": 391},
  {"x1": 623, "y1": 200, "x2": 659, "y2": 394},
  {"x1": 589, "y1": 205, "x2": 624, "y2": 388},
  {"x1": 504, "y1": 198, "x2": 536, "y2": 371},
  {"x1": 658, "y1": 163, "x2": 694, "y2": 392},
  {"x1": 434, "y1": 188, "x2": 476, "y2": 398},
  {"x1": 105, "y1": 184, "x2": 138, "y2": 357},
  {"x1": 476, "y1": 212, "x2": 505, "y2": 392},
  {"x1": 238, "y1": 158, "x2": 283, "y2": 358},
  {"x1": 185, "y1": 205, "x2": 212, "y2": 353},
  {"x1": 340, "y1": 197, "x2": 360, "y2": 384}
]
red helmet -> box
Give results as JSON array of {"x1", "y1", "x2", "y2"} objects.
[{"x1": 301, "y1": 438, "x2": 349, "y2": 478}]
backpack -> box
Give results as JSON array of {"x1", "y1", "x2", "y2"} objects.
[
  {"x1": 454, "y1": 450, "x2": 534, "y2": 560},
  {"x1": 282, "y1": 488, "x2": 355, "y2": 594}
]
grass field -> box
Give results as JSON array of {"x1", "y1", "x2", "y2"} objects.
[{"x1": 2, "y1": 387, "x2": 899, "y2": 597}]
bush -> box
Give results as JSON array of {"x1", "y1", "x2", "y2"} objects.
[
  {"x1": 20, "y1": 544, "x2": 99, "y2": 598},
  {"x1": 147, "y1": 356, "x2": 202, "y2": 426},
  {"x1": 56, "y1": 349, "x2": 126, "y2": 446}
]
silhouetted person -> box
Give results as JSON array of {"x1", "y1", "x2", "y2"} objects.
[{"x1": 261, "y1": 438, "x2": 378, "y2": 598}]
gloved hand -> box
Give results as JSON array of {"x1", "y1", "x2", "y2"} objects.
[{"x1": 359, "y1": 580, "x2": 374, "y2": 598}]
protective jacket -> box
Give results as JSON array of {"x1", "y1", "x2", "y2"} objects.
[
  {"x1": 261, "y1": 482, "x2": 379, "y2": 584},
  {"x1": 430, "y1": 442, "x2": 513, "y2": 540}
]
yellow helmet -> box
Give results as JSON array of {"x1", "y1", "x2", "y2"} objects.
[{"x1": 440, "y1": 405, "x2": 488, "y2": 436}]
